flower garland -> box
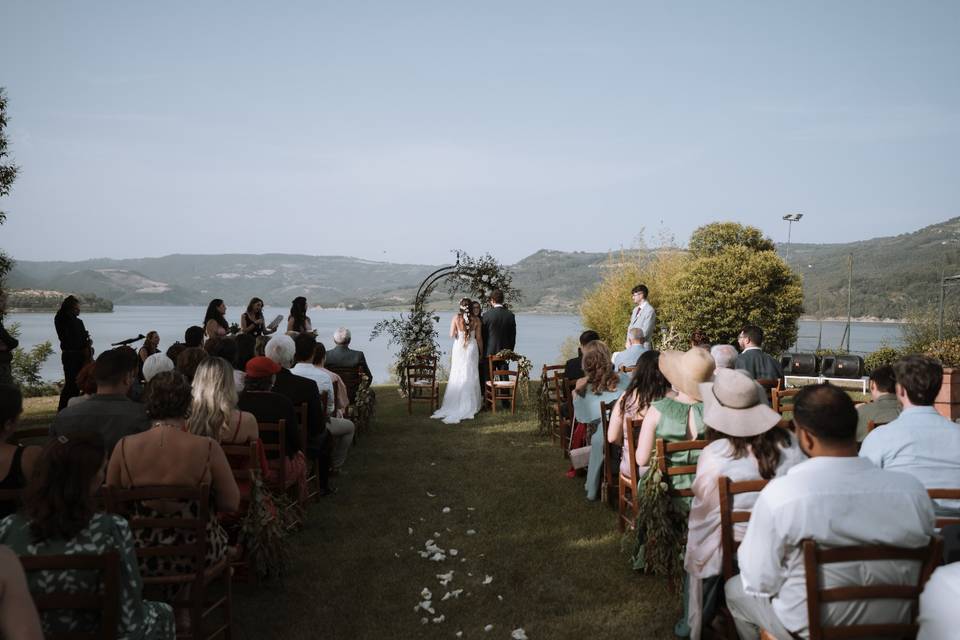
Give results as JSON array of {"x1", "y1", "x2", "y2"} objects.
[{"x1": 493, "y1": 349, "x2": 532, "y2": 400}]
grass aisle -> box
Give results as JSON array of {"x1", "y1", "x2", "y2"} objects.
[{"x1": 231, "y1": 386, "x2": 679, "y2": 639}]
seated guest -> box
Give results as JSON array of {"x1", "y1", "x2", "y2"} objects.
[
  {"x1": 709, "y1": 344, "x2": 738, "y2": 370},
  {"x1": 203, "y1": 299, "x2": 229, "y2": 341},
  {"x1": 634, "y1": 348, "x2": 715, "y2": 475},
  {"x1": 564, "y1": 330, "x2": 600, "y2": 382},
  {"x1": 137, "y1": 331, "x2": 160, "y2": 381},
  {"x1": 313, "y1": 342, "x2": 349, "y2": 417},
  {"x1": 3, "y1": 432, "x2": 174, "y2": 639},
  {"x1": 689, "y1": 330, "x2": 711, "y2": 350},
  {"x1": 326, "y1": 327, "x2": 373, "y2": 381},
  {"x1": 187, "y1": 358, "x2": 258, "y2": 445},
  {"x1": 612, "y1": 328, "x2": 648, "y2": 372},
  {"x1": 855, "y1": 364, "x2": 901, "y2": 441},
  {"x1": 734, "y1": 324, "x2": 783, "y2": 382},
  {"x1": 235, "y1": 333, "x2": 256, "y2": 386},
  {"x1": 726, "y1": 384, "x2": 934, "y2": 640},
  {"x1": 860, "y1": 355, "x2": 960, "y2": 515},
  {"x1": 165, "y1": 342, "x2": 187, "y2": 365},
  {"x1": 685, "y1": 369, "x2": 804, "y2": 640},
  {"x1": 107, "y1": 372, "x2": 238, "y2": 574},
  {"x1": 572, "y1": 340, "x2": 630, "y2": 501},
  {"x1": 183, "y1": 325, "x2": 205, "y2": 349},
  {"x1": 287, "y1": 296, "x2": 313, "y2": 334},
  {"x1": 0, "y1": 385, "x2": 42, "y2": 518},
  {"x1": 238, "y1": 357, "x2": 307, "y2": 500},
  {"x1": 141, "y1": 353, "x2": 174, "y2": 383},
  {"x1": 290, "y1": 334, "x2": 355, "y2": 473},
  {"x1": 51, "y1": 349, "x2": 149, "y2": 455},
  {"x1": 607, "y1": 351, "x2": 670, "y2": 483},
  {"x1": 0, "y1": 545, "x2": 43, "y2": 640},
  {"x1": 918, "y1": 562, "x2": 960, "y2": 640},
  {"x1": 65, "y1": 361, "x2": 98, "y2": 407},
  {"x1": 204, "y1": 336, "x2": 242, "y2": 390},
  {"x1": 174, "y1": 347, "x2": 208, "y2": 383}
]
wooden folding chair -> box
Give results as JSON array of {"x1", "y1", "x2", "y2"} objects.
[
  {"x1": 755, "y1": 378, "x2": 781, "y2": 404},
  {"x1": 484, "y1": 356, "x2": 519, "y2": 414},
  {"x1": 257, "y1": 419, "x2": 302, "y2": 527},
  {"x1": 655, "y1": 438, "x2": 708, "y2": 498},
  {"x1": 105, "y1": 485, "x2": 232, "y2": 640},
  {"x1": 617, "y1": 416, "x2": 645, "y2": 532},
  {"x1": 219, "y1": 442, "x2": 258, "y2": 584},
  {"x1": 928, "y1": 488, "x2": 960, "y2": 529},
  {"x1": 619, "y1": 365, "x2": 637, "y2": 374},
  {"x1": 797, "y1": 537, "x2": 942, "y2": 640},
  {"x1": 5, "y1": 426, "x2": 51, "y2": 446},
  {"x1": 772, "y1": 387, "x2": 799, "y2": 415},
  {"x1": 718, "y1": 476, "x2": 769, "y2": 640},
  {"x1": 326, "y1": 365, "x2": 369, "y2": 437},
  {"x1": 555, "y1": 376, "x2": 574, "y2": 455},
  {"x1": 599, "y1": 401, "x2": 619, "y2": 508},
  {"x1": 541, "y1": 364, "x2": 565, "y2": 443},
  {"x1": 298, "y1": 396, "x2": 329, "y2": 503},
  {"x1": 20, "y1": 552, "x2": 121, "y2": 640},
  {"x1": 405, "y1": 355, "x2": 439, "y2": 414}
]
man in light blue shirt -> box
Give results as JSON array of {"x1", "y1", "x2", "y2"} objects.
[
  {"x1": 860, "y1": 355, "x2": 960, "y2": 514},
  {"x1": 627, "y1": 284, "x2": 655, "y2": 350},
  {"x1": 613, "y1": 328, "x2": 648, "y2": 371}
]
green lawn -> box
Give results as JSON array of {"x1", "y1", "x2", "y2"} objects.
[{"x1": 21, "y1": 388, "x2": 681, "y2": 639}]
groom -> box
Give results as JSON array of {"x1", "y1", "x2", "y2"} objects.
[{"x1": 480, "y1": 289, "x2": 517, "y2": 405}]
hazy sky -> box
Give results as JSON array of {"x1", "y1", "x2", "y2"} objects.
[{"x1": 1, "y1": 1, "x2": 958, "y2": 265}]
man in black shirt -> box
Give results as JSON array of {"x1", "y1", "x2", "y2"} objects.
[
  {"x1": 565, "y1": 330, "x2": 600, "y2": 382},
  {"x1": 54, "y1": 295, "x2": 92, "y2": 411}
]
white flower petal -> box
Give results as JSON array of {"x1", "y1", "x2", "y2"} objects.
[
  {"x1": 482, "y1": 575, "x2": 493, "y2": 585},
  {"x1": 511, "y1": 629, "x2": 528, "y2": 640},
  {"x1": 484, "y1": 624, "x2": 494, "y2": 632}
]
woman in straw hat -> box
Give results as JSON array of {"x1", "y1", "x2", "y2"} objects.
[
  {"x1": 572, "y1": 340, "x2": 630, "y2": 501},
  {"x1": 684, "y1": 368, "x2": 804, "y2": 640}
]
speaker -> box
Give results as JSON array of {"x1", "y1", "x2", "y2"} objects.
[
  {"x1": 781, "y1": 353, "x2": 818, "y2": 376},
  {"x1": 821, "y1": 355, "x2": 864, "y2": 379}
]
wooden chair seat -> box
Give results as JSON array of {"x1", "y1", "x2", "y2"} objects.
[
  {"x1": 486, "y1": 380, "x2": 516, "y2": 388},
  {"x1": 483, "y1": 356, "x2": 519, "y2": 414}
]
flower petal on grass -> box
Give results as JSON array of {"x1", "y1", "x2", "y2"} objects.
[
  {"x1": 466, "y1": 529, "x2": 477, "y2": 535},
  {"x1": 482, "y1": 575, "x2": 493, "y2": 585},
  {"x1": 442, "y1": 507, "x2": 451, "y2": 514},
  {"x1": 511, "y1": 629, "x2": 528, "y2": 639},
  {"x1": 484, "y1": 624, "x2": 494, "y2": 632}
]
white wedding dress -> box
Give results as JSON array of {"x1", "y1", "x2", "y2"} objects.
[{"x1": 431, "y1": 330, "x2": 482, "y2": 424}]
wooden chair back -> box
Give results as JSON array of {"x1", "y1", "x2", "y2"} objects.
[
  {"x1": 299, "y1": 395, "x2": 327, "y2": 501},
  {"x1": 484, "y1": 356, "x2": 519, "y2": 414},
  {"x1": 542, "y1": 364, "x2": 565, "y2": 443},
  {"x1": 801, "y1": 537, "x2": 942, "y2": 640},
  {"x1": 772, "y1": 388, "x2": 800, "y2": 415},
  {"x1": 619, "y1": 365, "x2": 637, "y2": 374},
  {"x1": 927, "y1": 488, "x2": 960, "y2": 529},
  {"x1": 406, "y1": 356, "x2": 439, "y2": 414},
  {"x1": 776, "y1": 418, "x2": 794, "y2": 432},
  {"x1": 553, "y1": 375, "x2": 572, "y2": 452},
  {"x1": 326, "y1": 365, "x2": 363, "y2": 404},
  {"x1": 20, "y1": 552, "x2": 121, "y2": 640},
  {"x1": 220, "y1": 442, "x2": 259, "y2": 486},
  {"x1": 866, "y1": 420, "x2": 888, "y2": 434},
  {"x1": 5, "y1": 426, "x2": 51, "y2": 446},
  {"x1": 599, "y1": 401, "x2": 618, "y2": 507},
  {"x1": 718, "y1": 476, "x2": 769, "y2": 580},
  {"x1": 257, "y1": 419, "x2": 287, "y2": 491},
  {"x1": 655, "y1": 438, "x2": 708, "y2": 498},
  {"x1": 618, "y1": 415, "x2": 645, "y2": 531},
  {"x1": 756, "y1": 378, "x2": 781, "y2": 404}
]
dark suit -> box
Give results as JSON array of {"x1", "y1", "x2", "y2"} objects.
[
  {"x1": 735, "y1": 348, "x2": 784, "y2": 382},
  {"x1": 325, "y1": 345, "x2": 372, "y2": 379},
  {"x1": 480, "y1": 305, "x2": 517, "y2": 396},
  {"x1": 271, "y1": 368, "x2": 331, "y2": 489}
]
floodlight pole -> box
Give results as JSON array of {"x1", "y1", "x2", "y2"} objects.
[{"x1": 938, "y1": 272, "x2": 960, "y2": 340}]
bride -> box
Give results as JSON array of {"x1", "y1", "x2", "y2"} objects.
[{"x1": 431, "y1": 298, "x2": 484, "y2": 424}]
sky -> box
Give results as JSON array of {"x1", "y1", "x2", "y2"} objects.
[{"x1": 1, "y1": 1, "x2": 958, "y2": 265}]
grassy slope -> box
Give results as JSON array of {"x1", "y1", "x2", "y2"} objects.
[{"x1": 21, "y1": 388, "x2": 680, "y2": 639}]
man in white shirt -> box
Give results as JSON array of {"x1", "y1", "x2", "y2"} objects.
[
  {"x1": 860, "y1": 355, "x2": 960, "y2": 515},
  {"x1": 918, "y1": 562, "x2": 960, "y2": 639},
  {"x1": 725, "y1": 383, "x2": 935, "y2": 640},
  {"x1": 291, "y1": 333, "x2": 355, "y2": 472},
  {"x1": 627, "y1": 284, "x2": 655, "y2": 350}
]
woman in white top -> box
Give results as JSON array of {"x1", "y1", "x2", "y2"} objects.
[{"x1": 685, "y1": 369, "x2": 805, "y2": 640}]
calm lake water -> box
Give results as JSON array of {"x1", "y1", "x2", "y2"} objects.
[{"x1": 5, "y1": 306, "x2": 903, "y2": 384}]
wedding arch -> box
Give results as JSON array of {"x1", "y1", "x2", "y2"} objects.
[{"x1": 371, "y1": 251, "x2": 521, "y2": 396}]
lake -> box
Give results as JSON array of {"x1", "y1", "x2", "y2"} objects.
[{"x1": 4, "y1": 306, "x2": 904, "y2": 384}]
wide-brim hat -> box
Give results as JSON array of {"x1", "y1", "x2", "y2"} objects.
[
  {"x1": 245, "y1": 355, "x2": 281, "y2": 379},
  {"x1": 698, "y1": 368, "x2": 781, "y2": 437},
  {"x1": 659, "y1": 349, "x2": 716, "y2": 401}
]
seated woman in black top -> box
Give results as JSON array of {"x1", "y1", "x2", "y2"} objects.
[{"x1": 0, "y1": 384, "x2": 42, "y2": 517}]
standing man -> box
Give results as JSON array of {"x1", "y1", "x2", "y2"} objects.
[
  {"x1": 628, "y1": 284, "x2": 655, "y2": 350},
  {"x1": 480, "y1": 289, "x2": 517, "y2": 393},
  {"x1": 54, "y1": 295, "x2": 92, "y2": 411}
]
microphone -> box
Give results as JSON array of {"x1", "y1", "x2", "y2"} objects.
[{"x1": 111, "y1": 334, "x2": 145, "y2": 346}]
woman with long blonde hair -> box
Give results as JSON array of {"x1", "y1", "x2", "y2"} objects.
[{"x1": 187, "y1": 357, "x2": 258, "y2": 444}]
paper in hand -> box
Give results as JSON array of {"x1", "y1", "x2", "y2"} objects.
[{"x1": 267, "y1": 315, "x2": 284, "y2": 331}]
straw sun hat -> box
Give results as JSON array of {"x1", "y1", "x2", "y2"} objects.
[
  {"x1": 658, "y1": 349, "x2": 716, "y2": 401},
  {"x1": 698, "y1": 368, "x2": 782, "y2": 438}
]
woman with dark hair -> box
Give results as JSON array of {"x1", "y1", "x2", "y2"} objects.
[
  {"x1": 572, "y1": 340, "x2": 630, "y2": 501},
  {"x1": 0, "y1": 432, "x2": 174, "y2": 639},
  {"x1": 54, "y1": 294, "x2": 93, "y2": 410},
  {"x1": 107, "y1": 371, "x2": 239, "y2": 575},
  {"x1": 241, "y1": 297, "x2": 276, "y2": 337},
  {"x1": 684, "y1": 369, "x2": 804, "y2": 640},
  {"x1": 607, "y1": 350, "x2": 671, "y2": 481},
  {"x1": 137, "y1": 331, "x2": 160, "y2": 381},
  {"x1": 286, "y1": 296, "x2": 312, "y2": 334},
  {"x1": 203, "y1": 299, "x2": 229, "y2": 341},
  {"x1": 0, "y1": 384, "x2": 42, "y2": 518},
  {"x1": 431, "y1": 298, "x2": 483, "y2": 425}
]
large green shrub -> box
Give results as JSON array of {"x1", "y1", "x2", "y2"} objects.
[
  {"x1": 5, "y1": 323, "x2": 55, "y2": 396},
  {"x1": 864, "y1": 346, "x2": 903, "y2": 373},
  {"x1": 923, "y1": 337, "x2": 960, "y2": 369},
  {"x1": 688, "y1": 222, "x2": 774, "y2": 257}
]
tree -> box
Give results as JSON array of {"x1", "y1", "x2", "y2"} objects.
[
  {"x1": 0, "y1": 87, "x2": 19, "y2": 303},
  {"x1": 660, "y1": 244, "x2": 803, "y2": 354},
  {"x1": 688, "y1": 222, "x2": 774, "y2": 257}
]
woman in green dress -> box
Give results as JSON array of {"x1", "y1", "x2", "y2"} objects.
[{"x1": 0, "y1": 432, "x2": 174, "y2": 640}]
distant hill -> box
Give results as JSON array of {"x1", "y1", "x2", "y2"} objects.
[
  {"x1": 6, "y1": 290, "x2": 113, "y2": 312},
  {"x1": 6, "y1": 217, "x2": 959, "y2": 318}
]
